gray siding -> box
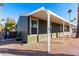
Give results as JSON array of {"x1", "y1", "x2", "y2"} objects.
[
  {"x1": 17, "y1": 16, "x2": 28, "y2": 43},
  {"x1": 39, "y1": 20, "x2": 47, "y2": 34},
  {"x1": 28, "y1": 17, "x2": 30, "y2": 35},
  {"x1": 28, "y1": 18, "x2": 69, "y2": 35}
]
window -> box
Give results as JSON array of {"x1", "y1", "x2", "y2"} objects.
[
  {"x1": 31, "y1": 20, "x2": 37, "y2": 28},
  {"x1": 30, "y1": 18, "x2": 38, "y2": 35}
]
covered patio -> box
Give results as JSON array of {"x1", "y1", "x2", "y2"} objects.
[{"x1": 26, "y1": 7, "x2": 74, "y2": 52}]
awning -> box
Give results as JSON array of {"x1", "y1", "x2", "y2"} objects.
[{"x1": 25, "y1": 7, "x2": 74, "y2": 26}]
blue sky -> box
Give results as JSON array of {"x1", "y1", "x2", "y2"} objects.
[{"x1": 1, "y1": 3, "x2": 78, "y2": 25}]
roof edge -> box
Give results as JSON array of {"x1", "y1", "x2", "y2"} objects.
[
  {"x1": 21, "y1": 7, "x2": 75, "y2": 26},
  {"x1": 26, "y1": 7, "x2": 47, "y2": 16}
]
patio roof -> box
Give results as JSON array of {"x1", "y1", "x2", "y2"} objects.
[{"x1": 24, "y1": 7, "x2": 74, "y2": 26}]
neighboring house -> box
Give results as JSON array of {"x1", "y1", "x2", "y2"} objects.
[{"x1": 17, "y1": 7, "x2": 74, "y2": 43}]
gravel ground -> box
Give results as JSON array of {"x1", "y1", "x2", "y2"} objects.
[{"x1": 0, "y1": 37, "x2": 79, "y2": 56}]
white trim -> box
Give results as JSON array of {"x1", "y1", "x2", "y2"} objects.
[
  {"x1": 29, "y1": 17, "x2": 38, "y2": 35},
  {"x1": 26, "y1": 7, "x2": 45, "y2": 16},
  {"x1": 47, "y1": 11, "x2": 51, "y2": 53}
]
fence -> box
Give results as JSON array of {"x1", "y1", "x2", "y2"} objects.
[{"x1": 4, "y1": 32, "x2": 17, "y2": 39}]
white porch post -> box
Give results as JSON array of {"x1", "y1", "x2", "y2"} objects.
[
  {"x1": 30, "y1": 17, "x2": 31, "y2": 35},
  {"x1": 69, "y1": 24, "x2": 72, "y2": 39},
  {"x1": 47, "y1": 11, "x2": 51, "y2": 53},
  {"x1": 37, "y1": 19, "x2": 39, "y2": 42},
  {"x1": 37, "y1": 20, "x2": 39, "y2": 35},
  {"x1": 63, "y1": 21, "x2": 65, "y2": 45}
]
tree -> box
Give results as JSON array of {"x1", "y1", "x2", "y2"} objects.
[
  {"x1": 4, "y1": 17, "x2": 16, "y2": 32},
  {"x1": 70, "y1": 18, "x2": 76, "y2": 24},
  {"x1": 68, "y1": 9, "x2": 72, "y2": 21},
  {"x1": 0, "y1": 3, "x2": 4, "y2": 23},
  {"x1": 73, "y1": 18, "x2": 76, "y2": 21},
  {"x1": 0, "y1": 3, "x2": 4, "y2": 6},
  {"x1": 0, "y1": 3, "x2": 4, "y2": 32}
]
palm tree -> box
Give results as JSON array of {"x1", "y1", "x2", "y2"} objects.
[
  {"x1": 73, "y1": 18, "x2": 76, "y2": 20},
  {"x1": 70, "y1": 18, "x2": 76, "y2": 24},
  {"x1": 68, "y1": 9, "x2": 72, "y2": 39},
  {"x1": 68, "y1": 9, "x2": 72, "y2": 21},
  {"x1": 73, "y1": 18, "x2": 76, "y2": 24}
]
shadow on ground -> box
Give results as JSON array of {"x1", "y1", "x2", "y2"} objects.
[
  {"x1": 0, "y1": 48, "x2": 75, "y2": 56},
  {"x1": 39, "y1": 41, "x2": 63, "y2": 44},
  {"x1": 0, "y1": 40, "x2": 24, "y2": 46}
]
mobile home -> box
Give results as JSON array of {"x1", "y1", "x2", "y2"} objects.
[{"x1": 17, "y1": 7, "x2": 74, "y2": 43}]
